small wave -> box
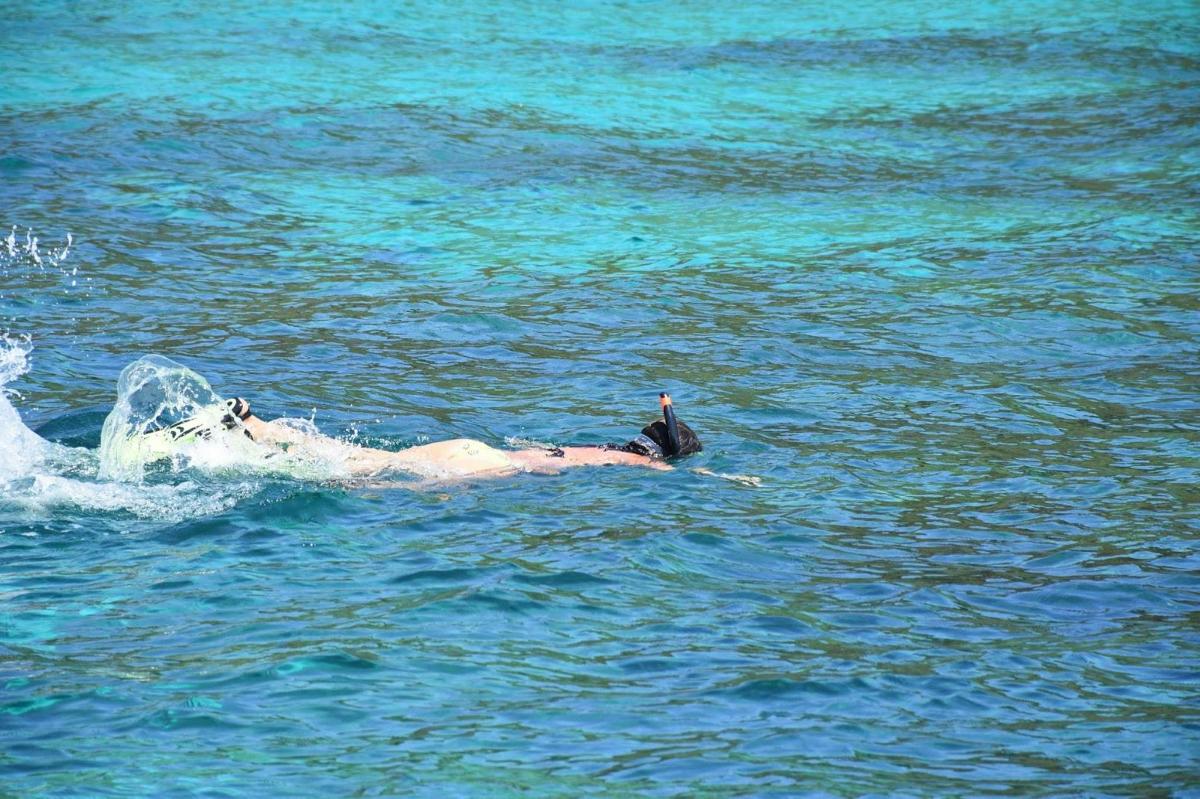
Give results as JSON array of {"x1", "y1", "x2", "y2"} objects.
[
  {"x1": 504, "y1": 435, "x2": 558, "y2": 450},
  {"x1": 2, "y1": 474, "x2": 259, "y2": 522}
]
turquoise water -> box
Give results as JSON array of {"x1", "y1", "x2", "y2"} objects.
[{"x1": 3, "y1": 0, "x2": 1199, "y2": 795}]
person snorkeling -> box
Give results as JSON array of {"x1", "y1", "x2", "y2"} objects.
[{"x1": 133, "y1": 392, "x2": 704, "y2": 482}]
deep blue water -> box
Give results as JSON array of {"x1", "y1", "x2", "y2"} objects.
[{"x1": 2, "y1": 0, "x2": 1199, "y2": 795}]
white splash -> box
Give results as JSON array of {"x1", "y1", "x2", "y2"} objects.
[
  {"x1": 0, "y1": 227, "x2": 86, "y2": 309},
  {"x1": 27, "y1": 231, "x2": 41, "y2": 266},
  {"x1": 6, "y1": 475, "x2": 261, "y2": 523},
  {"x1": 0, "y1": 343, "x2": 281, "y2": 522},
  {"x1": 98, "y1": 355, "x2": 354, "y2": 483},
  {"x1": 0, "y1": 226, "x2": 356, "y2": 522},
  {"x1": 0, "y1": 335, "x2": 48, "y2": 483}
]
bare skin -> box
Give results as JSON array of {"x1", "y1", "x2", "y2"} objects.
[{"x1": 240, "y1": 413, "x2": 671, "y2": 480}]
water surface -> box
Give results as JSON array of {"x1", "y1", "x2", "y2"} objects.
[{"x1": 2, "y1": 0, "x2": 1198, "y2": 795}]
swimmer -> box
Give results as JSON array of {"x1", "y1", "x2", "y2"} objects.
[{"x1": 150, "y1": 393, "x2": 704, "y2": 482}]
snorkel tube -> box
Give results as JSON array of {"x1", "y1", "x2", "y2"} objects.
[{"x1": 659, "y1": 392, "x2": 682, "y2": 457}]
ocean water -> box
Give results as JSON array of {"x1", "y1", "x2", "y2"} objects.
[{"x1": 2, "y1": 0, "x2": 1199, "y2": 795}]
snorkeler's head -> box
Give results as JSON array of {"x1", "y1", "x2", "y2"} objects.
[
  {"x1": 599, "y1": 394, "x2": 703, "y2": 459},
  {"x1": 618, "y1": 418, "x2": 702, "y2": 459},
  {"x1": 638, "y1": 418, "x2": 702, "y2": 457}
]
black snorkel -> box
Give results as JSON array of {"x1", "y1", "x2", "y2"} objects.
[{"x1": 659, "y1": 392, "x2": 682, "y2": 457}]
